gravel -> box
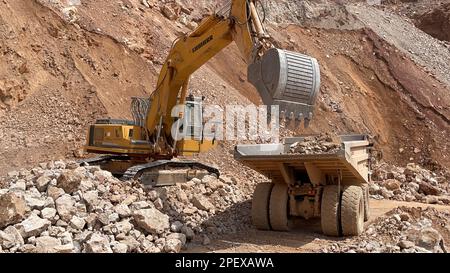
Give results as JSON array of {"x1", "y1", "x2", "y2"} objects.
[
  {"x1": 347, "y1": 4, "x2": 450, "y2": 88},
  {"x1": 323, "y1": 206, "x2": 449, "y2": 253},
  {"x1": 370, "y1": 162, "x2": 450, "y2": 204}
]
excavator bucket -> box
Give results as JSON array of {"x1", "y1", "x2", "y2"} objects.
[{"x1": 248, "y1": 48, "x2": 321, "y2": 121}]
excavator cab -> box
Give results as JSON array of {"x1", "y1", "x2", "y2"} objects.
[{"x1": 175, "y1": 95, "x2": 218, "y2": 156}]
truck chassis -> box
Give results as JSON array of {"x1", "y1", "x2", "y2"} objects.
[{"x1": 234, "y1": 135, "x2": 371, "y2": 236}]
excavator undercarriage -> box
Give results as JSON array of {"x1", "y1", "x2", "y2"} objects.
[{"x1": 79, "y1": 155, "x2": 219, "y2": 187}]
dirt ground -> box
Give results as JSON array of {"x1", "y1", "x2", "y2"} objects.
[{"x1": 186, "y1": 199, "x2": 450, "y2": 253}]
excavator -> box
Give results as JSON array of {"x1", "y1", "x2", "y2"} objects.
[{"x1": 82, "y1": 0, "x2": 321, "y2": 187}]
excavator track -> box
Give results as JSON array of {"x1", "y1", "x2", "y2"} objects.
[
  {"x1": 122, "y1": 160, "x2": 220, "y2": 187},
  {"x1": 78, "y1": 155, "x2": 138, "y2": 177}
]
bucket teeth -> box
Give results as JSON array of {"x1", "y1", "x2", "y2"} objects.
[
  {"x1": 289, "y1": 111, "x2": 295, "y2": 120},
  {"x1": 278, "y1": 111, "x2": 313, "y2": 128}
]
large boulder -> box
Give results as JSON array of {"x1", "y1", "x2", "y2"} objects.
[
  {"x1": 0, "y1": 192, "x2": 27, "y2": 228},
  {"x1": 191, "y1": 194, "x2": 214, "y2": 211},
  {"x1": 47, "y1": 186, "x2": 65, "y2": 201},
  {"x1": 164, "y1": 238, "x2": 182, "y2": 253},
  {"x1": 407, "y1": 227, "x2": 444, "y2": 252},
  {"x1": 35, "y1": 176, "x2": 52, "y2": 192},
  {"x1": 132, "y1": 208, "x2": 170, "y2": 234},
  {"x1": 57, "y1": 169, "x2": 83, "y2": 194},
  {"x1": 84, "y1": 233, "x2": 112, "y2": 253},
  {"x1": 41, "y1": 208, "x2": 57, "y2": 221},
  {"x1": 0, "y1": 226, "x2": 24, "y2": 249},
  {"x1": 25, "y1": 195, "x2": 46, "y2": 210},
  {"x1": 418, "y1": 182, "x2": 441, "y2": 196},
  {"x1": 35, "y1": 236, "x2": 62, "y2": 253},
  {"x1": 55, "y1": 195, "x2": 77, "y2": 221},
  {"x1": 17, "y1": 214, "x2": 51, "y2": 238},
  {"x1": 382, "y1": 179, "x2": 401, "y2": 191}
]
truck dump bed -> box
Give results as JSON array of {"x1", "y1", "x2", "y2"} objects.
[{"x1": 234, "y1": 135, "x2": 371, "y2": 185}]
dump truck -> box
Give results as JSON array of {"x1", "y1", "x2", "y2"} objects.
[{"x1": 234, "y1": 135, "x2": 371, "y2": 236}]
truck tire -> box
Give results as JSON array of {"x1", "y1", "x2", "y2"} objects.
[
  {"x1": 252, "y1": 183, "x2": 274, "y2": 230},
  {"x1": 362, "y1": 184, "x2": 370, "y2": 221},
  {"x1": 321, "y1": 185, "x2": 341, "y2": 236},
  {"x1": 341, "y1": 186, "x2": 364, "y2": 236},
  {"x1": 269, "y1": 183, "x2": 291, "y2": 231}
]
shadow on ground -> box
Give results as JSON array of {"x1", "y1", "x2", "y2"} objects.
[{"x1": 184, "y1": 200, "x2": 347, "y2": 253}]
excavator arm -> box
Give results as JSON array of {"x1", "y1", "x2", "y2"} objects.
[{"x1": 146, "y1": 12, "x2": 234, "y2": 136}]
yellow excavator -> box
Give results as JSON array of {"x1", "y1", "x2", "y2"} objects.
[{"x1": 82, "y1": 0, "x2": 321, "y2": 186}]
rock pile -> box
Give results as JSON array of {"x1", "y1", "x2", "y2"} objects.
[
  {"x1": 289, "y1": 134, "x2": 341, "y2": 155},
  {"x1": 369, "y1": 163, "x2": 450, "y2": 204},
  {"x1": 163, "y1": 175, "x2": 252, "y2": 240},
  {"x1": 0, "y1": 160, "x2": 251, "y2": 253},
  {"x1": 323, "y1": 207, "x2": 449, "y2": 253}
]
